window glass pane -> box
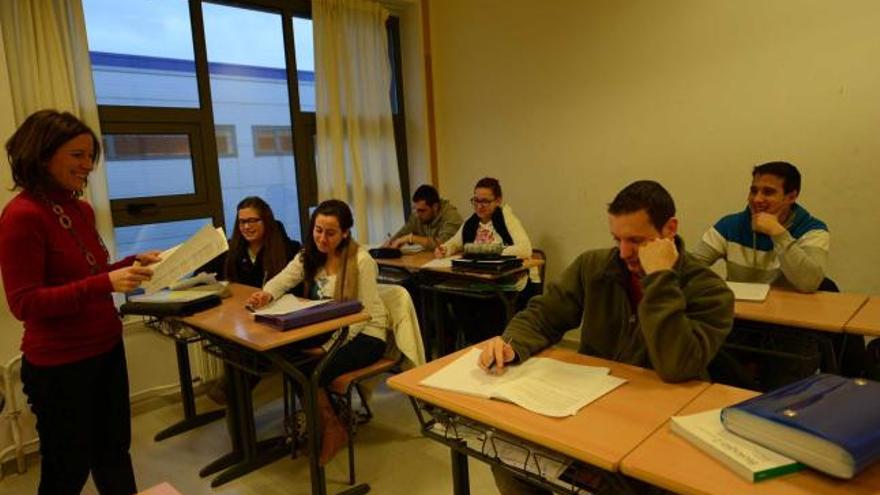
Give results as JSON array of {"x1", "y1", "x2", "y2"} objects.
[
  {"x1": 103, "y1": 134, "x2": 196, "y2": 199},
  {"x1": 83, "y1": 0, "x2": 199, "y2": 108},
  {"x1": 115, "y1": 218, "x2": 212, "y2": 259},
  {"x1": 292, "y1": 17, "x2": 315, "y2": 112},
  {"x1": 204, "y1": 3, "x2": 303, "y2": 242}
]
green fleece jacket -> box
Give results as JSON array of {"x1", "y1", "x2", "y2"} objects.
[{"x1": 504, "y1": 238, "x2": 734, "y2": 382}]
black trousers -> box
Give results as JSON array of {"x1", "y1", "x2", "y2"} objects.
[{"x1": 21, "y1": 342, "x2": 137, "y2": 495}]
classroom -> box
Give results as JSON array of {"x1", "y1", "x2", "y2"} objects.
[{"x1": 1, "y1": 1, "x2": 879, "y2": 494}]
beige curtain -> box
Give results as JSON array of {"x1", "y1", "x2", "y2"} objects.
[
  {"x1": 313, "y1": 0, "x2": 404, "y2": 244},
  {"x1": 0, "y1": 0, "x2": 115, "y2": 256}
]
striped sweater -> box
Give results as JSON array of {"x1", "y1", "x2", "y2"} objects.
[{"x1": 691, "y1": 204, "x2": 829, "y2": 292}]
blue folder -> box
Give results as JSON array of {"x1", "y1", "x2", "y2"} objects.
[
  {"x1": 254, "y1": 299, "x2": 364, "y2": 331},
  {"x1": 721, "y1": 374, "x2": 880, "y2": 479}
]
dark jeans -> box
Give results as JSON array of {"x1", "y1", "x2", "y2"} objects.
[
  {"x1": 317, "y1": 333, "x2": 387, "y2": 387},
  {"x1": 21, "y1": 342, "x2": 137, "y2": 495}
]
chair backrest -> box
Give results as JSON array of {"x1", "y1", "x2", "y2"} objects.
[
  {"x1": 531, "y1": 248, "x2": 547, "y2": 284},
  {"x1": 377, "y1": 284, "x2": 426, "y2": 367}
]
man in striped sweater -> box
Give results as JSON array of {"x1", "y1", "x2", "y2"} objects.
[{"x1": 692, "y1": 161, "x2": 829, "y2": 293}]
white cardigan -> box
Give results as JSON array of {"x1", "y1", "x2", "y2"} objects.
[{"x1": 262, "y1": 247, "x2": 389, "y2": 345}]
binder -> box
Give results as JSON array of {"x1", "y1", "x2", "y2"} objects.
[
  {"x1": 721, "y1": 374, "x2": 880, "y2": 479},
  {"x1": 254, "y1": 299, "x2": 364, "y2": 331},
  {"x1": 452, "y1": 255, "x2": 523, "y2": 273},
  {"x1": 120, "y1": 290, "x2": 221, "y2": 317}
]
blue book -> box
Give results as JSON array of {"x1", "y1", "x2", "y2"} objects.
[
  {"x1": 254, "y1": 299, "x2": 363, "y2": 331},
  {"x1": 721, "y1": 374, "x2": 880, "y2": 479}
]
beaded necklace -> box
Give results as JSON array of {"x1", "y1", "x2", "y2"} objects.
[{"x1": 37, "y1": 191, "x2": 108, "y2": 275}]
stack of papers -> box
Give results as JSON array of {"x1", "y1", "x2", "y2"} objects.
[
  {"x1": 251, "y1": 294, "x2": 331, "y2": 315},
  {"x1": 420, "y1": 348, "x2": 626, "y2": 417}
]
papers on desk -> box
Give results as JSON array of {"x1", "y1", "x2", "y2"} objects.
[
  {"x1": 420, "y1": 348, "x2": 626, "y2": 417},
  {"x1": 251, "y1": 294, "x2": 331, "y2": 316},
  {"x1": 400, "y1": 243, "x2": 425, "y2": 254},
  {"x1": 142, "y1": 225, "x2": 229, "y2": 294},
  {"x1": 420, "y1": 255, "x2": 461, "y2": 269},
  {"x1": 726, "y1": 281, "x2": 771, "y2": 301}
]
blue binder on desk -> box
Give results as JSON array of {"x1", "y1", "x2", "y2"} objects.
[
  {"x1": 721, "y1": 374, "x2": 880, "y2": 479},
  {"x1": 254, "y1": 299, "x2": 364, "y2": 331}
]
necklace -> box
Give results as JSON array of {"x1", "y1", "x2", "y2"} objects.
[{"x1": 37, "y1": 192, "x2": 108, "y2": 275}]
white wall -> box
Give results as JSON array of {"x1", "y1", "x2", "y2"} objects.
[{"x1": 428, "y1": 0, "x2": 880, "y2": 295}]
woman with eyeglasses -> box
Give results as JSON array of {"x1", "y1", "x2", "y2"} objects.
[
  {"x1": 202, "y1": 196, "x2": 301, "y2": 289},
  {"x1": 200, "y1": 196, "x2": 301, "y2": 404},
  {"x1": 0, "y1": 110, "x2": 161, "y2": 494},
  {"x1": 246, "y1": 199, "x2": 389, "y2": 465},
  {"x1": 435, "y1": 177, "x2": 533, "y2": 267},
  {"x1": 434, "y1": 177, "x2": 536, "y2": 347}
]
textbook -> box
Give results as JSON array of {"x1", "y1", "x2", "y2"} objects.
[
  {"x1": 721, "y1": 374, "x2": 880, "y2": 479},
  {"x1": 725, "y1": 281, "x2": 771, "y2": 301},
  {"x1": 670, "y1": 408, "x2": 804, "y2": 482},
  {"x1": 253, "y1": 297, "x2": 364, "y2": 331},
  {"x1": 419, "y1": 348, "x2": 626, "y2": 417}
]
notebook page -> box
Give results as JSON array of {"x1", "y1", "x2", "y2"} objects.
[
  {"x1": 252, "y1": 294, "x2": 331, "y2": 316},
  {"x1": 725, "y1": 281, "x2": 771, "y2": 301}
]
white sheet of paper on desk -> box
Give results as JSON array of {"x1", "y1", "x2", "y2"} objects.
[
  {"x1": 420, "y1": 255, "x2": 461, "y2": 269},
  {"x1": 726, "y1": 281, "x2": 771, "y2": 301},
  {"x1": 141, "y1": 225, "x2": 229, "y2": 294},
  {"x1": 252, "y1": 294, "x2": 330, "y2": 316},
  {"x1": 169, "y1": 271, "x2": 219, "y2": 290},
  {"x1": 420, "y1": 348, "x2": 624, "y2": 417}
]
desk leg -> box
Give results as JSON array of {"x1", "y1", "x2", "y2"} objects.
[
  {"x1": 265, "y1": 328, "x2": 370, "y2": 495},
  {"x1": 450, "y1": 448, "x2": 470, "y2": 495},
  {"x1": 201, "y1": 362, "x2": 289, "y2": 486},
  {"x1": 154, "y1": 339, "x2": 225, "y2": 442}
]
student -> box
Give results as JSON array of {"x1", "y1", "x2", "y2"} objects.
[
  {"x1": 246, "y1": 199, "x2": 388, "y2": 464},
  {"x1": 691, "y1": 161, "x2": 829, "y2": 293},
  {"x1": 434, "y1": 177, "x2": 535, "y2": 346},
  {"x1": 201, "y1": 196, "x2": 301, "y2": 288},
  {"x1": 480, "y1": 180, "x2": 734, "y2": 495},
  {"x1": 386, "y1": 184, "x2": 463, "y2": 249},
  {"x1": 201, "y1": 196, "x2": 300, "y2": 404},
  {"x1": 0, "y1": 110, "x2": 160, "y2": 494}
]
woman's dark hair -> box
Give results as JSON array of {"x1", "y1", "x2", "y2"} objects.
[
  {"x1": 301, "y1": 199, "x2": 354, "y2": 282},
  {"x1": 5, "y1": 109, "x2": 101, "y2": 195},
  {"x1": 225, "y1": 196, "x2": 289, "y2": 282},
  {"x1": 474, "y1": 177, "x2": 502, "y2": 198}
]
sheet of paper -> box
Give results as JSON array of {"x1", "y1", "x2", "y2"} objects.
[
  {"x1": 252, "y1": 294, "x2": 331, "y2": 316},
  {"x1": 169, "y1": 272, "x2": 219, "y2": 290},
  {"x1": 142, "y1": 225, "x2": 228, "y2": 294},
  {"x1": 496, "y1": 373, "x2": 626, "y2": 417},
  {"x1": 420, "y1": 255, "x2": 461, "y2": 269},
  {"x1": 726, "y1": 281, "x2": 771, "y2": 301},
  {"x1": 419, "y1": 348, "x2": 517, "y2": 398}
]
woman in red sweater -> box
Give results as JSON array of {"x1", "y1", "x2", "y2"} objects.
[{"x1": 0, "y1": 110, "x2": 159, "y2": 494}]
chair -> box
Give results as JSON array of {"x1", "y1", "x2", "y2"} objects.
[{"x1": 326, "y1": 284, "x2": 425, "y2": 485}]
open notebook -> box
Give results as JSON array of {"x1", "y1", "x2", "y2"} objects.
[
  {"x1": 725, "y1": 281, "x2": 771, "y2": 301},
  {"x1": 420, "y1": 348, "x2": 626, "y2": 417}
]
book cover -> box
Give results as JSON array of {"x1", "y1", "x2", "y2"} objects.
[
  {"x1": 721, "y1": 374, "x2": 880, "y2": 479},
  {"x1": 671, "y1": 409, "x2": 804, "y2": 482},
  {"x1": 254, "y1": 299, "x2": 363, "y2": 331}
]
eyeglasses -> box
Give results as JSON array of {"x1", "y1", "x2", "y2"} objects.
[
  {"x1": 470, "y1": 197, "x2": 495, "y2": 207},
  {"x1": 238, "y1": 218, "x2": 263, "y2": 226}
]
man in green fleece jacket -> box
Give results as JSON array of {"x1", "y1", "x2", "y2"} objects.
[{"x1": 481, "y1": 180, "x2": 734, "y2": 495}]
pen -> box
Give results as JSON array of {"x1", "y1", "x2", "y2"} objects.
[{"x1": 487, "y1": 336, "x2": 513, "y2": 373}]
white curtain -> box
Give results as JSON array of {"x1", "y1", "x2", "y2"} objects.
[
  {"x1": 313, "y1": 0, "x2": 404, "y2": 244},
  {"x1": 0, "y1": 0, "x2": 116, "y2": 257}
]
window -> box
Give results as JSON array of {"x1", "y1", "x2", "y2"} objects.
[
  {"x1": 82, "y1": 0, "x2": 409, "y2": 253},
  {"x1": 214, "y1": 125, "x2": 237, "y2": 158},
  {"x1": 252, "y1": 126, "x2": 293, "y2": 156}
]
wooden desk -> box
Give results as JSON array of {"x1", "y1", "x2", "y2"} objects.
[
  {"x1": 844, "y1": 296, "x2": 880, "y2": 336},
  {"x1": 181, "y1": 283, "x2": 370, "y2": 495},
  {"x1": 388, "y1": 345, "x2": 708, "y2": 493},
  {"x1": 620, "y1": 383, "x2": 880, "y2": 495},
  {"x1": 137, "y1": 482, "x2": 183, "y2": 495},
  {"x1": 734, "y1": 289, "x2": 867, "y2": 333}
]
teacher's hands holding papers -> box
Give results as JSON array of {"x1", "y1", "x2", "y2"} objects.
[
  {"x1": 246, "y1": 290, "x2": 274, "y2": 310},
  {"x1": 479, "y1": 336, "x2": 516, "y2": 375}
]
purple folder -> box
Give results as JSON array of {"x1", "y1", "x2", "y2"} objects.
[{"x1": 254, "y1": 299, "x2": 364, "y2": 331}]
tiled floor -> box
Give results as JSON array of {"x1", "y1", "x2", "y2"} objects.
[{"x1": 0, "y1": 374, "x2": 500, "y2": 495}]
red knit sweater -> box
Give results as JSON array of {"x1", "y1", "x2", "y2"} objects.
[{"x1": 0, "y1": 189, "x2": 135, "y2": 366}]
